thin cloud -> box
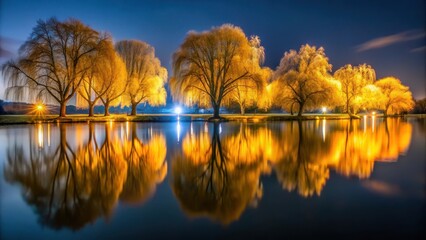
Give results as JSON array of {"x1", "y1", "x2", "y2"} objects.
[
  {"x1": 410, "y1": 46, "x2": 426, "y2": 53},
  {"x1": 357, "y1": 30, "x2": 425, "y2": 52},
  {"x1": 0, "y1": 36, "x2": 22, "y2": 59},
  {"x1": 0, "y1": 47, "x2": 13, "y2": 58}
]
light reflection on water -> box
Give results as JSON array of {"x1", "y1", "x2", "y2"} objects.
[{"x1": 1, "y1": 118, "x2": 424, "y2": 238}]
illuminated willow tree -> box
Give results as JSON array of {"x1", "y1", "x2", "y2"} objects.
[
  {"x1": 77, "y1": 40, "x2": 121, "y2": 116},
  {"x1": 1, "y1": 18, "x2": 108, "y2": 117},
  {"x1": 98, "y1": 50, "x2": 127, "y2": 116},
  {"x1": 228, "y1": 36, "x2": 271, "y2": 114},
  {"x1": 272, "y1": 44, "x2": 340, "y2": 116},
  {"x1": 334, "y1": 64, "x2": 376, "y2": 116},
  {"x1": 115, "y1": 40, "x2": 167, "y2": 115},
  {"x1": 374, "y1": 77, "x2": 414, "y2": 116},
  {"x1": 170, "y1": 24, "x2": 266, "y2": 119}
]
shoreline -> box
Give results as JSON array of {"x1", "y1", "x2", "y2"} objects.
[{"x1": 1, "y1": 113, "x2": 424, "y2": 125}]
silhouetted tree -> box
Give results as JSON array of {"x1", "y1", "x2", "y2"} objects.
[{"x1": 2, "y1": 18, "x2": 108, "y2": 117}]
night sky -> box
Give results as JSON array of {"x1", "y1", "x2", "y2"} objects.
[{"x1": 0, "y1": 0, "x2": 425, "y2": 99}]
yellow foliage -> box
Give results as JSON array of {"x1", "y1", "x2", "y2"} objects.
[
  {"x1": 97, "y1": 50, "x2": 128, "y2": 108},
  {"x1": 334, "y1": 64, "x2": 376, "y2": 114},
  {"x1": 374, "y1": 76, "x2": 415, "y2": 115},
  {"x1": 116, "y1": 40, "x2": 167, "y2": 114},
  {"x1": 2, "y1": 18, "x2": 109, "y2": 116},
  {"x1": 272, "y1": 44, "x2": 339, "y2": 115},
  {"x1": 171, "y1": 24, "x2": 267, "y2": 117}
]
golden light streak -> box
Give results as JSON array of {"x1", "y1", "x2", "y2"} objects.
[
  {"x1": 363, "y1": 115, "x2": 367, "y2": 133},
  {"x1": 47, "y1": 123, "x2": 50, "y2": 147},
  {"x1": 37, "y1": 124, "x2": 43, "y2": 148},
  {"x1": 322, "y1": 118, "x2": 326, "y2": 142},
  {"x1": 126, "y1": 121, "x2": 129, "y2": 140}
]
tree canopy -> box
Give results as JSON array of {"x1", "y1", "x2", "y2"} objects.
[
  {"x1": 272, "y1": 44, "x2": 340, "y2": 116},
  {"x1": 170, "y1": 24, "x2": 268, "y2": 118},
  {"x1": 374, "y1": 77, "x2": 415, "y2": 115},
  {"x1": 0, "y1": 18, "x2": 417, "y2": 117},
  {"x1": 97, "y1": 49, "x2": 127, "y2": 116},
  {"x1": 2, "y1": 17, "x2": 108, "y2": 117},
  {"x1": 334, "y1": 64, "x2": 376, "y2": 116},
  {"x1": 115, "y1": 40, "x2": 167, "y2": 115}
]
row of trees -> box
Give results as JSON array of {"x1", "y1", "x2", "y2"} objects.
[
  {"x1": 1, "y1": 19, "x2": 415, "y2": 117},
  {"x1": 2, "y1": 18, "x2": 167, "y2": 117},
  {"x1": 171, "y1": 25, "x2": 415, "y2": 118}
]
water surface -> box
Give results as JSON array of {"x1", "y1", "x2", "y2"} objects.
[{"x1": 1, "y1": 117, "x2": 425, "y2": 239}]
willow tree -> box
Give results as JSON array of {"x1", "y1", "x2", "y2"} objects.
[
  {"x1": 115, "y1": 40, "x2": 167, "y2": 116},
  {"x1": 334, "y1": 64, "x2": 376, "y2": 117},
  {"x1": 1, "y1": 18, "x2": 108, "y2": 117},
  {"x1": 170, "y1": 24, "x2": 266, "y2": 119},
  {"x1": 273, "y1": 44, "x2": 339, "y2": 117},
  {"x1": 229, "y1": 36, "x2": 270, "y2": 114},
  {"x1": 77, "y1": 40, "x2": 117, "y2": 116},
  {"x1": 374, "y1": 77, "x2": 414, "y2": 116},
  {"x1": 98, "y1": 51, "x2": 127, "y2": 116}
]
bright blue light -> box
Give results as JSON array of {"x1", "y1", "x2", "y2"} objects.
[{"x1": 175, "y1": 106, "x2": 182, "y2": 115}]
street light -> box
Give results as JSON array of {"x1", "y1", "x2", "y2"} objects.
[
  {"x1": 322, "y1": 106, "x2": 326, "y2": 114},
  {"x1": 175, "y1": 106, "x2": 182, "y2": 120},
  {"x1": 34, "y1": 103, "x2": 46, "y2": 118},
  {"x1": 36, "y1": 104, "x2": 44, "y2": 111}
]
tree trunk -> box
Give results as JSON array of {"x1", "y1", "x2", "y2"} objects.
[
  {"x1": 104, "y1": 102, "x2": 110, "y2": 116},
  {"x1": 297, "y1": 102, "x2": 304, "y2": 117},
  {"x1": 88, "y1": 102, "x2": 94, "y2": 117},
  {"x1": 240, "y1": 104, "x2": 245, "y2": 115},
  {"x1": 290, "y1": 102, "x2": 294, "y2": 115},
  {"x1": 60, "y1": 102, "x2": 67, "y2": 117},
  {"x1": 213, "y1": 104, "x2": 220, "y2": 118},
  {"x1": 346, "y1": 99, "x2": 350, "y2": 114},
  {"x1": 131, "y1": 102, "x2": 138, "y2": 116},
  {"x1": 384, "y1": 106, "x2": 388, "y2": 117}
]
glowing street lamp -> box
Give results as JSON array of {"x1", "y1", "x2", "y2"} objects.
[
  {"x1": 34, "y1": 103, "x2": 46, "y2": 118},
  {"x1": 175, "y1": 106, "x2": 182, "y2": 120},
  {"x1": 36, "y1": 104, "x2": 44, "y2": 111},
  {"x1": 322, "y1": 106, "x2": 326, "y2": 114}
]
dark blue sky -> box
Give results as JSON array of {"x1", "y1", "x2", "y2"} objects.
[{"x1": 1, "y1": 0, "x2": 425, "y2": 98}]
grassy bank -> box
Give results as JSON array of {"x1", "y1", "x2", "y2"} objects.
[{"x1": 2, "y1": 113, "x2": 421, "y2": 125}]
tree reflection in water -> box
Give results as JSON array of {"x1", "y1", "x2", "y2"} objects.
[
  {"x1": 4, "y1": 122, "x2": 167, "y2": 230},
  {"x1": 173, "y1": 118, "x2": 412, "y2": 223},
  {"x1": 272, "y1": 118, "x2": 412, "y2": 196},
  {"x1": 3, "y1": 118, "x2": 413, "y2": 227},
  {"x1": 272, "y1": 120, "x2": 330, "y2": 197},
  {"x1": 172, "y1": 123, "x2": 265, "y2": 225}
]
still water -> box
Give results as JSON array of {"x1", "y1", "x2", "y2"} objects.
[{"x1": 0, "y1": 118, "x2": 425, "y2": 239}]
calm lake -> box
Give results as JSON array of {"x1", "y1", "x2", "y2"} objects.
[{"x1": 0, "y1": 117, "x2": 425, "y2": 239}]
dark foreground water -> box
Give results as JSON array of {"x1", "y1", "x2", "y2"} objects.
[{"x1": 0, "y1": 117, "x2": 425, "y2": 239}]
